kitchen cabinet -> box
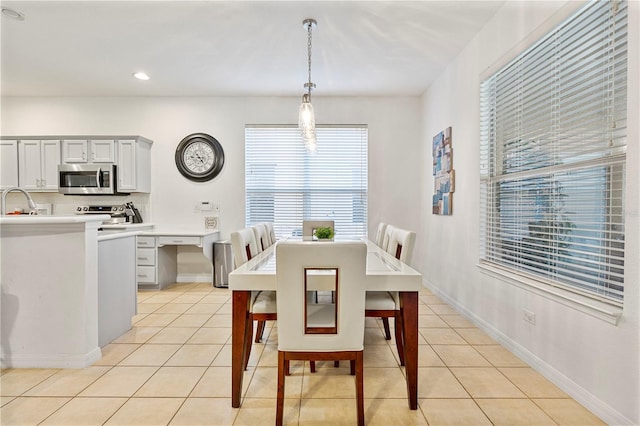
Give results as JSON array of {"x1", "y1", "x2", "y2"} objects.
[
  {"x1": 62, "y1": 139, "x2": 116, "y2": 163},
  {"x1": 1, "y1": 140, "x2": 19, "y2": 190},
  {"x1": 118, "y1": 138, "x2": 152, "y2": 193},
  {"x1": 136, "y1": 235, "x2": 177, "y2": 289},
  {"x1": 18, "y1": 139, "x2": 61, "y2": 191}
]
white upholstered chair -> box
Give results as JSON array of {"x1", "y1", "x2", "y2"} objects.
[
  {"x1": 230, "y1": 227, "x2": 259, "y2": 268},
  {"x1": 275, "y1": 241, "x2": 367, "y2": 426},
  {"x1": 302, "y1": 220, "x2": 335, "y2": 238},
  {"x1": 302, "y1": 220, "x2": 336, "y2": 302},
  {"x1": 230, "y1": 228, "x2": 276, "y2": 365},
  {"x1": 264, "y1": 222, "x2": 276, "y2": 246},
  {"x1": 381, "y1": 224, "x2": 395, "y2": 252},
  {"x1": 375, "y1": 222, "x2": 387, "y2": 248},
  {"x1": 365, "y1": 226, "x2": 416, "y2": 366},
  {"x1": 252, "y1": 223, "x2": 270, "y2": 252},
  {"x1": 386, "y1": 227, "x2": 416, "y2": 263}
]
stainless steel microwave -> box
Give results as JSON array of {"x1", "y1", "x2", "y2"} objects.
[{"x1": 58, "y1": 164, "x2": 129, "y2": 195}]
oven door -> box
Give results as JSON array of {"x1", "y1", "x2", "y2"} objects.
[{"x1": 58, "y1": 164, "x2": 116, "y2": 195}]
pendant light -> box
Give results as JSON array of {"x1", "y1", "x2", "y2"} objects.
[{"x1": 299, "y1": 18, "x2": 317, "y2": 153}]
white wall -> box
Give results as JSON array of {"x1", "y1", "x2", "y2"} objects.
[
  {"x1": 420, "y1": 1, "x2": 639, "y2": 424},
  {"x1": 1, "y1": 96, "x2": 423, "y2": 276}
]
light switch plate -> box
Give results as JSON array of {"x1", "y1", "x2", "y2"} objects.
[
  {"x1": 199, "y1": 201, "x2": 213, "y2": 211},
  {"x1": 205, "y1": 216, "x2": 219, "y2": 230}
]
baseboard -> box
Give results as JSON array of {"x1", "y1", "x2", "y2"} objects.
[
  {"x1": 422, "y1": 278, "x2": 634, "y2": 426},
  {"x1": 0, "y1": 347, "x2": 102, "y2": 369}
]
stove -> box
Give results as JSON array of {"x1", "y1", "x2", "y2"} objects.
[{"x1": 76, "y1": 204, "x2": 128, "y2": 225}]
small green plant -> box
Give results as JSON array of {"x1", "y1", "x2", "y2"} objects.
[{"x1": 314, "y1": 227, "x2": 334, "y2": 239}]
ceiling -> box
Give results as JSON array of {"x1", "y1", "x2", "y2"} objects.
[{"x1": 1, "y1": 1, "x2": 504, "y2": 97}]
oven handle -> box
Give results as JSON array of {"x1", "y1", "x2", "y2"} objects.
[{"x1": 96, "y1": 168, "x2": 101, "y2": 189}]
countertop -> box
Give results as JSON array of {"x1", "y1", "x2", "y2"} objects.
[
  {"x1": 1, "y1": 215, "x2": 220, "y2": 240},
  {"x1": 97, "y1": 225, "x2": 219, "y2": 241},
  {"x1": 144, "y1": 228, "x2": 219, "y2": 237},
  {"x1": 98, "y1": 230, "x2": 144, "y2": 242},
  {"x1": 0, "y1": 214, "x2": 109, "y2": 225}
]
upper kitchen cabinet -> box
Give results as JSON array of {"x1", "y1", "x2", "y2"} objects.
[
  {"x1": 62, "y1": 139, "x2": 116, "y2": 163},
  {"x1": 1, "y1": 140, "x2": 19, "y2": 190},
  {"x1": 118, "y1": 137, "x2": 152, "y2": 193},
  {"x1": 18, "y1": 139, "x2": 61, "y2": 191}
]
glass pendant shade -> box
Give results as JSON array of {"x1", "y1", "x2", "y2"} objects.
[{"x1": 299, "y1": 93, "x2": 317, "y2": 153}]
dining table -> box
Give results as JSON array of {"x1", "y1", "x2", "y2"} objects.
[{"x1": 228, "y1": 238, "x2": 423, "y2": 409}]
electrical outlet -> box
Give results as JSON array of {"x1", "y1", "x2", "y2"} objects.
[
  {"x1": 523, "y1": 309, "x2": 536, "y2": 325},
  {"x1": 204, "y1": 216, "x2": 219, "y2": 230}
]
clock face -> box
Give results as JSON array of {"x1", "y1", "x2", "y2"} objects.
[
  {"x1": 175, "y1": 133, "x2": 225, "y2": 182},
  {"x1": 183, "y1": 141, "x2": 215, "y2": 173}
]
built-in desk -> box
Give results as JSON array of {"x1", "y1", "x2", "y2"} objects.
[{"x1": 136, "y1": 229, "x2": 220, "y2": 289}]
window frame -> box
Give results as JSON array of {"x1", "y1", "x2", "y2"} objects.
[
  {"x1": 478, "y1": 0, "x2": 627, "y2": 322},
  {"x1": 244, "y1": 125, "x2": 368, "y2": 240}
]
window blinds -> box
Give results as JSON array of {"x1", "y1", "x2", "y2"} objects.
[
  {"x1": 479, "y1": 0, "x2": 627, "y2": 303},
  {"x1": 245, "y1": 125, "x2": 368, "y2": 239}
]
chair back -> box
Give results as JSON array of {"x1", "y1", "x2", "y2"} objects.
[
  {"x1": 276, "y1": 241, "x2": 367, "y2": 352},
  {"x1": 252, "y1": 224, "x2": 270, "y2": 252},
  {"x1": 386, "y1": 227, "x2": 416, "y2": 263},
  {"x1": 381, "y1": 224, "x2": 395, "y2": 252},
  {"x1": 264, "y1": 223, "x2": 276, "y2": 245},
  {"x1": 302, "y1": 220, "x2": 335, "y2": 237},
  {"x1": 375, "y1": 222, "x2": 387, "y2": 248},
  {"x1": 230, "y1": 228, "x2": 260, "y2": 268}
]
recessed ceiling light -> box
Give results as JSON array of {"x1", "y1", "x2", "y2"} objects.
[
  {"x1": 133, "y1": 72, "x2": 150, "y2": 81},
  {"x1": 1, "y1": 7, "x2": 25, "y2": 21}
]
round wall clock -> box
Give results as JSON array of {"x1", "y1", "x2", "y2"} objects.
[{"x1": 175, "y1": 133, "x2": 225, "y2": 182}]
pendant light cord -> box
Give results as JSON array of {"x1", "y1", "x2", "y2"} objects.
[{"x1": 307, "y1": 22, "x2": 313, "y2": 97}]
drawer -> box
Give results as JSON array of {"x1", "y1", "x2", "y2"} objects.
[
  {"x1": 137, "y1": 236, "x2": 156, "y2": 248},
  {"x1": 136, "y1": 266, "x2": 156, "y2": 283},
  {"x1": 157, "y1": 236, "x2": 201, "y2": 246},
  {"x1": 136, "y1": 248, "x2": 156, "y2": 266}
]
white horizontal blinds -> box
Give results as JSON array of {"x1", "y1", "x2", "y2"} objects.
[
  {"x1": 479, "y1": 0, "x2": 627, "y2": 303},
  {"x1": 245, "y1": 126, "x2": 368, "y2": 239}
]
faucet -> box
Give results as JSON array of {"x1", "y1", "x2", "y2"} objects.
[{"x1": 1, "y1": 187, "x2": 38, "y2": 215}]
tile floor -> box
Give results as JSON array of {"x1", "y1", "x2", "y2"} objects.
[{"x1": 1, "y1": 283, "x2": 606, "y2": 425}]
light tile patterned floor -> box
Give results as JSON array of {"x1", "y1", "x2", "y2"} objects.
[{"x1": 1, "y1": 283, "x2": 606, "y2": 425}]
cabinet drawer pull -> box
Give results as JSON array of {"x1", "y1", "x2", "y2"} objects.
[{"x1": 138, "y1": 257, "x2": 148, "y2": 261}]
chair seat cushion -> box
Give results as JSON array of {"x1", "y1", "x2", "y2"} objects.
[
  {"x1": 251, "y1": 291, "x2": 277, "y2": 314},
  {"x1": 365, "y1": 291, "x2": 397, "y2": 310}
]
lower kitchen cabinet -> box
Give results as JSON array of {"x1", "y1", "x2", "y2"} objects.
[{"x1": 136, "y1": 235, "x2": 177, "y2": 290}]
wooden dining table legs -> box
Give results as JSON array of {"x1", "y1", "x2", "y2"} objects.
[
  {"x1": 400, "y1": 291, "x2": 419, "y2": 409},
  {"x1": 231, "y1": 289, "x2": 419, "y2": 409},
  {"x1": 232, "y1": 290, "x2": 251, "y2": 408}
]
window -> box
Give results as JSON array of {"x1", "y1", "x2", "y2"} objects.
[
  {"x1": 245, "y1": 125, "x2": 368, "y2": 239},
  {"x1": 479, "y1": 0, "x2": 627, "y2": 304}
]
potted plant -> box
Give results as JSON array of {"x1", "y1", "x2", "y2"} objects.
[{"x1": 314, "y1": 227, "x2": 334, "y2": 240}]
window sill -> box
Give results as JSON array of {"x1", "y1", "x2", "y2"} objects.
[{"x1": 477, "y1": 263, "x2": 622, "y2": 325}]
